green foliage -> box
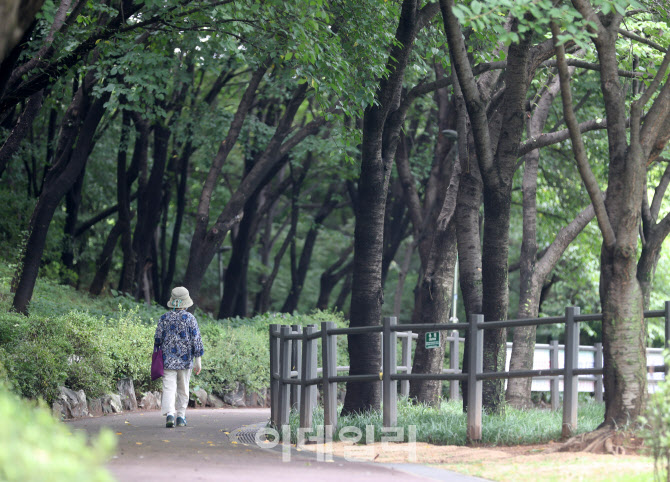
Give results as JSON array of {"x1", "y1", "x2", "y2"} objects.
[
  {"x1": 0, "y1": 309, "x2": 155, "y2": 403},
  {"x1": 0, "y1": 387, "x2": 115, "y2": 481},
  {"x1": 199, "y1": 323, "x2": 268, "y2": 394},
  {"x1": 639, "y1": 350, "x2": 670, "y2": 480},
  {"x1": 199, "y1": 310, "x2": 349, "y2": 395},
  {"x1": 99, "y1": 307, "x2": 157, "y2": 388}
]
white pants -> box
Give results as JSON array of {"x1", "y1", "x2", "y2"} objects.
[{"x1": 162, "y1": 369, "x2": 192, "y2": 418}]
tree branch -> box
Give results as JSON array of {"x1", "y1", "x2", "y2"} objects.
[
  {"x1": 551, "y1": 21, "x2": 615, "y2": 249},
  {"x1": 518, "y1": 117, "x2": 626, "y2": 157},
  {"x1": 618, "y1": 28, "x2": 667, "y2": 53},
  {"x1": 541, "y1": 58, "x2": 644, "y2": 78}
]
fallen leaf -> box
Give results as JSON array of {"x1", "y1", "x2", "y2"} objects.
[
  {"x1": 116, "y1": 432, "x2": 123, "y2": 435},
  {"x1": 231, "y1": 441, "x2": 238, "y2": 445},
  {"x1": 163, "y1": 440, "x2": 170, "y2": 443},
  {"x1": 136, "y1": 442, "x2": 142, "y2": 445}
]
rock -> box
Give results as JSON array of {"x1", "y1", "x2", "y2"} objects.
[
  {"x1": 55, "y1": 387, "x2": 89, "y2": 419},
  {"x1": 254, "y1": 388, "x2": 269, "y2": 408},
  {"x1": 102, "y1": 393, "x2": 123, "y2": 413},
  {"x1": 88, "y1": 397, "x2": 103, "y2": 417},
  {"x1": 192, "y1": 388, "x2": 208, "y2": 407},
  {"x1": 117, "y1": 378, "x2": 138, "y2": 411},
  {"x1": 52, "y1": 400, "x2": 65, "y2": 419},
  {"x1": 153, "y1": 391, "x2": 162, "y2": 409},
  {"x1": 207, "y1": 392, "x2": 225, "y2": 408},
  {"x1": 139, "y1": 392, "x2": 160, "y2": 410},
  {"x1": 223, "y1": 382, "x2": 246, "y2": 407}
]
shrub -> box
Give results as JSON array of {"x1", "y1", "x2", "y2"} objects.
[
  {"x1": 198, "y1": 310, "x2": 349, "y2": 396},
  {"x1": 0, "y1": 307, "x2": 163, "y2": 403},
  {"x1": 640, "y1": 349, "x2": 670, "y2": 480},
  {"x1": 99, "y1": 306, "x2": 159, "y2": 393},
  {"x1": 199, "y1": 323, "x2": 268, "y2": 395},
  {"x1": 0, "y1": 387, "x2": 115, "y2": 481}
]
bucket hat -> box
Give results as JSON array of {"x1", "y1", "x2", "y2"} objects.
[{"x1": 167, "y1": 286, "x2": 193, "y2": 309}]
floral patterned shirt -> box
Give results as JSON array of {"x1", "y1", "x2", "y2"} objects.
[{"x1": 154, "y1": 310, "x2": 204, "y2": 370}]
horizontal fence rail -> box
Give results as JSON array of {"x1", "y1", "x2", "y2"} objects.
[{"x1": 269, "y1": 302, "x2": 670, "y2": 442}]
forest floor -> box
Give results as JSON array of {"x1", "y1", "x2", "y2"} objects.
[{"x1": 298, "y1": 436, "x2": 657, "y2": 481}]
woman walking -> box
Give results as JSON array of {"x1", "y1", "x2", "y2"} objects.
[{"x1": 154, "y1": 286, "x2": 204, "y2": 428}]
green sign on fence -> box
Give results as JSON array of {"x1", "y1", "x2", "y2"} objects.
[{"x1": 425, "y1": 331, "x2": 440, "y2": 349}]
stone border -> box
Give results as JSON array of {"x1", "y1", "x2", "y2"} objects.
[{"x1": 53, "y1": 378, "x2": 271, "y2": 420}]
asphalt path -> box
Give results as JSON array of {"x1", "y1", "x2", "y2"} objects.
[{"x1": 68, "y1": 408, "x2": 483, "y2": 482}]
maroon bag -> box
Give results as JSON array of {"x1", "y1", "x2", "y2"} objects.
[{"x1": 151, "y1": 346, "x2": 164, "y2": 380}]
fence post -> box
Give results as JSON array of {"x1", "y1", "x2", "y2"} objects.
[
  {"x1": 550, "y1": 340, "x2": 560, "y2": 412},
  {"x1": 400, "y1": 331, "x2": 411, "y2": 397},
  {"x1": 321, "y1": 321, "x2": 337, "y2": 435},
  {"x1": 278, "y1": 325, "x2": 292, "y2": 428},
  {"x1": 269, "y1": 324, "x2": 280, "y2": 427},
  {"x1": 383, "y1": 317, "x2": 398, "y2": 428},
  {"x1": 290, "y1": 324, "x2": 302, "y2": 410},
  {"x1": 594, "y1": 342, "x2": 603, "y2": 403},
  {"x1": 450, "y1": 329, "x2": 460, "y2": 401},
  {"x1": 467, "y1": 314, "x2": 483, "y2": 442},
  {"x1": 562, "y1": 306, "x2": 580, "y2": 438},
  {"x1": 300, "y1": 325, "x2": 317, "y2": 432}
]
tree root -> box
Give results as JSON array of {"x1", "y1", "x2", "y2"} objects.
[{"x1": 556, "y1": 427, "x2": 626, "y2": 455}]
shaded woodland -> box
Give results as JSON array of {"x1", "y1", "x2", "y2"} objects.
[{"x1": 1, "y1": 0, "x2": 670, "y2": 430}]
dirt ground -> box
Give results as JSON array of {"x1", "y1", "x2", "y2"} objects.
[{"x1": 298, "y1": 438, "x2": 657, "y2": 481}]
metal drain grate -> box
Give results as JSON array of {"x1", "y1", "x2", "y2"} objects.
[
  {"x1": 230, "y1": 423, "x2": 268, "y2": 445},
  {"x1": 235, "y1": 428, "x2": 263, "y2": 445}
]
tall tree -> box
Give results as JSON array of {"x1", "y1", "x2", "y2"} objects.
[
  {"x1": 342, "y1": 0, "x2": 439, "y2": 415},
  {"x1": 12, "y1": 66, "x2": 111, "y2": 313},
  {"x1": 552, "y1": 0, "x2": 670, "y2": 432}
]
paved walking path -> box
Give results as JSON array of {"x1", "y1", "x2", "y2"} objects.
[{"x1": 68, "y1": 408, "x2": 483, "y2": 481}]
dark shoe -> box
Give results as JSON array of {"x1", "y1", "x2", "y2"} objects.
[
  {"x1": 176, "y1": 416, "x2": 187, "y2": 427},
  {"x1": 166, "y1": 415, "x2": 175, "y2": 428}
]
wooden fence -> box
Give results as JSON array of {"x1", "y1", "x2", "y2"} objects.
[{"x1": 269, "y1": 303, "x2": 670, "y2": 442}]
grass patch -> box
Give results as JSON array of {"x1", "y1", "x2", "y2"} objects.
[
  {"x1": 437, "y1": 453, "x2": 655, "y2": 482},
  {"x1": 284, "y1": 397, "x2": 605, "y2": 446}
]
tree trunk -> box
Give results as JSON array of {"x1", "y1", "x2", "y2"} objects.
[
  {"x1": 218, "y1": 189, "x2": 259, "y2": 318},
  {"x1": 342, "y1": 0, "x2": 439, "y2": 416},
  {"x1": 409, "y1": 154, "x2": 460, "y2": 404},
  {"x1": 0, "y1": 90, "x2": 43, "y2": 179},
  {"x1": 638, "y1": 164, "x2": 670, "y2": 308},
  {"x1": 381, "y1": 180, "x2": 409, "y2": 287},
  {"x1": 183, "y1": 83, "x2": 323, "y2": 300},
  {"x1": 131, "y1": 122, "x2": 169, "y2": 302},
  {"x1": 118, "y1": 113, "x2": 147, "y2": 294},
  {"x1": 61, "y1": 166, "x2": 86, "y2": 284},
  {"x1": 506, "y1": 71, "x2": 563, "y2": 408},
  {"x1": 316, "y1": 245, "x2": 353, "y2": 311},
  {"x1": 550, "y1": 9, "x2": 670, "y2": 426},
  {"x1": 89, "y1": 222, "x2": 123, "y2": 295},
  {"x1": 161, "y1": 139, "x2": 192, "y2": 305},
  {"x1": 281, "y1": 186, "x2": 337, "y2": 313},
  {"x1": 12, "y1": 83, "x2": 110, "y2": 313}
]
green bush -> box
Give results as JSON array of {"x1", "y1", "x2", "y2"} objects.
[
  {"x1": 0, "y1": 387, "x2": 115, "y2": 481},
  {"x1": 640, "y1": 349, "x2": 670, "y2": 480},
  {"x1": 0, "y1": 313, "x2": 108, "y2": 403},
  {"x1": 199, "y1": 323, "x2": 268, "y2": 395},
  {"x1": 99, "y1": 306, "x2": 158, "y2": 392},
  {"x1": 0, "y1": 307, "x2": 162, "y2": 404},
  {"x1": 0, "y1": 261, "x2": 351, "y2": 403},
  {"x1": 198, "y1": 310, "x2": 349, "y2": 396}
]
